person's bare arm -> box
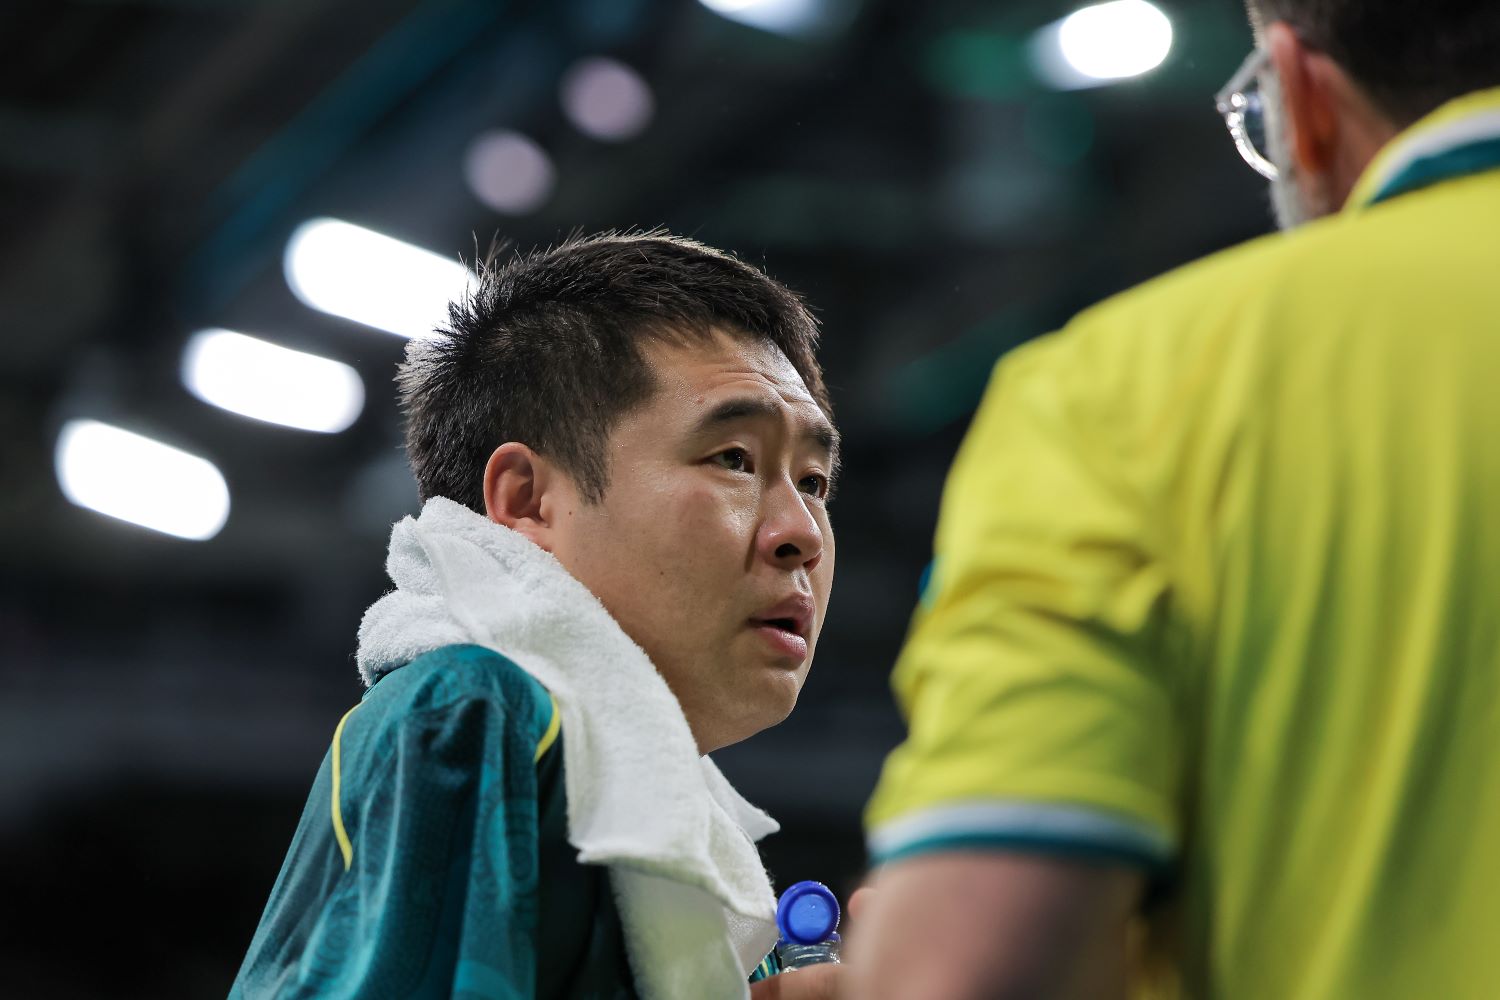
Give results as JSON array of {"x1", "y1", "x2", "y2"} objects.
[{"x1": 842, "y1": 852, "x2": 1144, "y2": 1000}]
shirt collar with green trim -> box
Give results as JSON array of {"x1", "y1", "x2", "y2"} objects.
[{"x1": 1346, "y1": 86, "x2": 1500, "y2": 211}]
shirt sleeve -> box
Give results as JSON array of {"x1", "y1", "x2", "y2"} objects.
[
  {"x1": 231, "y1": 648, "x2": 558, "y2": 999},
  {"x1": 865, "y1": 328, "x2": 1183, "y2": 871}
]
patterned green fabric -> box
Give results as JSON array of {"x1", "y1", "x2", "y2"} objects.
[
  {"x1": 229, "y1": 644, "x2": 637, "y2": 999},
  {"x1": 747, "y1": 950, "x2": 782, "y2": 982}
]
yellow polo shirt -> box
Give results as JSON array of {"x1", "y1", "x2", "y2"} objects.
[{"x1": 867, "y1": 88, "x2": 1500, "y2": 998}]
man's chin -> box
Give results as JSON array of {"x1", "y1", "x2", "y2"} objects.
[
  {"x1": 750, "y1": 667, "x2": 802, "y2": 725},
  {"x1": 713, "y1": 671, "x2": 802, "y2": 750}
]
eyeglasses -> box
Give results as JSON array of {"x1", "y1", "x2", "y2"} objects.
[{"x1": 1215, "y1": 48, "x2": 1279, "y2": 180}]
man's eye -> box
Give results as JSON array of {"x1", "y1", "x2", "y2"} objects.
[
  {"x1": 711, "y1": 448, "x2": 750, "y2": 472},
  {"x1": 799, "y1": 473, "x2": 829, "y2": 498}
]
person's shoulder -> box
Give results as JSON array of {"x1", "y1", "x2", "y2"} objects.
[
  {"x1": 1001, "y1": 213, "x2": 1376, "y2": 400},
  {"x1": 363, "y1": 644, "x2": 554, "y2": 730},
  {"x1": 1070, "y1": 227, "x2": 1297, "y2": 347},
  {"x1": 971, "y1": 224, "x2": 1343, "y2": 452},
  {"x1": 1067, "y1": 185, "x2": 1483, "y2": 349}
]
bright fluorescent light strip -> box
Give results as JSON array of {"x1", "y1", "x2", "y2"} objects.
[
  {"x1": 55, "y1": 420, "x2": 230, "y2": 540},
  {"x1": 182, "y1": 329, "x2": 364, "y2": 433},
  {"x1": 284, "y1": 217, "x2": 473, "y2": 340},
  {"x1": 1032, "y1": 0, "x2": 1173, "y2": 90},
  {"x1": 697, "y1": 0, "x2": 839, "y2": 37}
]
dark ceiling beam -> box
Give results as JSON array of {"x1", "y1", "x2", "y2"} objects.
[{"x1": 185, "y1": 0, "x2": 513, "y2": 315}]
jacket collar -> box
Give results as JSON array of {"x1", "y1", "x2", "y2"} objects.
[{"x1": 1347, "y1": 86, "x2": 1500, "y2": 211}]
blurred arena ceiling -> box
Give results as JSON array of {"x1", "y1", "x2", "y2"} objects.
[{"x1": 0, "y1": 0, "x2": 1271, "y2": 813}]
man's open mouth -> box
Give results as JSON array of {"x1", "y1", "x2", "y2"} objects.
[
  {"x1": 750, "y1": 594, "x2": 814, "y2": 641},
  {"x1": 757, "y1": 617, "x2": 800, "y2": 635}
]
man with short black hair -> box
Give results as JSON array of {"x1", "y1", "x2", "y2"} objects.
[
  {"x1": 850, "y1": 1, "x2": 1500, "y2": 997},
  {"x1": 231, "y1": 232, "x2": 840, "y2": 999}
]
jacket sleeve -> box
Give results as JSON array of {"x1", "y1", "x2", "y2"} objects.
[
  {"x1": 866, "y1": 329, "x2": 1181, "y2": 871},
  {"x1": 231, "y1": 651, "x2": 556, "y2": 1000}
]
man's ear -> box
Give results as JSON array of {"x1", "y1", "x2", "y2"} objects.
[
  {"x1": 1266, "y1": 21, "x2": 1341, "y2": 176},
  {"x1": 482, "y1": 442, "x2": 568, "y2": 551}
]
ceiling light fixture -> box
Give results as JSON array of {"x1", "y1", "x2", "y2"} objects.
[
  {"x1": 182, "y1": 328, "x2": 365, "y2": 433},
  {"x1": 284, "y1": 217, "x2": 472, "y2": 339},
  {"x1": 1031, "y1": 0, "x2": 1173, "y2": 90},
  {"x1": 55, "y1": 420, "x2": 230, "y2": 540},
  {"x1": 560, "y1": 57, "x2": 655, "y2": 142}
]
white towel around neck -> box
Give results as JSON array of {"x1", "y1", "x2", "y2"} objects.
[{"x1": 356, "y1": 497, "x2": 780, "y2": 1000}]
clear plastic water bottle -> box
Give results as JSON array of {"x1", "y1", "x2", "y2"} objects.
[{"x1": 774, "y1": 880, "x2": 841, "y2": 969}]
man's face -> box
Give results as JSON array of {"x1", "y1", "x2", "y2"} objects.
[{"x1": 545, "y1": 329, "x2": 837, "y2": 754}]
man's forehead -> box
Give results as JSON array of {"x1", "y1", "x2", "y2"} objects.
[{"x1": 645, "y1": 331, "x2": 820, "y2": 413}]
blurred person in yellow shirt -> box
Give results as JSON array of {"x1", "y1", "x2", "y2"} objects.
[{"x1": 850, "y1": 1, "x2": 1500, "y2": 997}]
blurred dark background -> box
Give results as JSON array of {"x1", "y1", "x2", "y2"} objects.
[{"x1": 1, "y1": 0, "x2": 1268, "y2": 995}]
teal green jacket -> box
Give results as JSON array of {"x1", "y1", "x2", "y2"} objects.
[{"x1": 229, "y1": 644, "x2": 638, "y2": 999}]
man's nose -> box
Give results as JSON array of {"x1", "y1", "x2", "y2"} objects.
[{"x1": 756, "y1": 480, "x2": 824, "y2": 573}]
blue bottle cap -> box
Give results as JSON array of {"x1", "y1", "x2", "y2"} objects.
[{"x1": 776, "y1": 880, "x2": 840, "y2": 944}]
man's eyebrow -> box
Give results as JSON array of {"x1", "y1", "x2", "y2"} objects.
[{"x1": 692, "y1": 396, "x2": 841, "y2": 462}]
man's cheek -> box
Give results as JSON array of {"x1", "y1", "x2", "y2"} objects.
[{"x1": 672, "y1": 482, "x2": 756, "y2": 542}]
